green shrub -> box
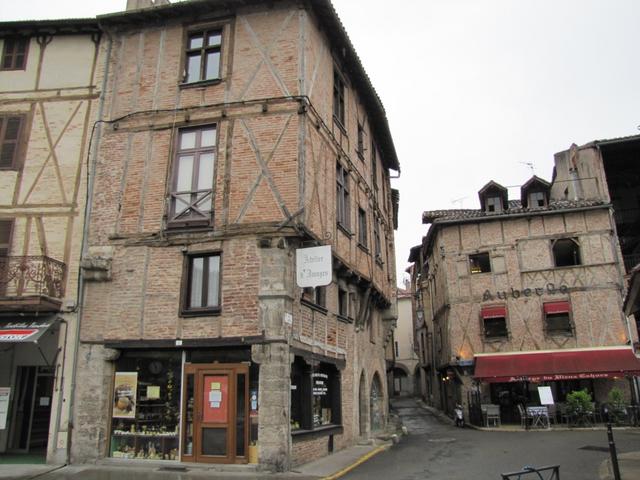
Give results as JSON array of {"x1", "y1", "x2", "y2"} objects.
[
  {"x1": 607, "y1": 387, "x2": 627, "y2": 424},
  {"x1": 566, "y1": 389, "x2": 592, "y2": 417}
]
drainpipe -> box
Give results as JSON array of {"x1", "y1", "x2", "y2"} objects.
[{"x1": 64, "y1": 30, "x2": 113, "y2": 465}]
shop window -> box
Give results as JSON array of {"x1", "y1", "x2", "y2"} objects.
[
  {"x1": 1, "y1": 114, "x2": 26, "y2": 169},
  {"x1": 1, "y1": 37, "x2": 28, "y2": 71},
  {"x1": 168, "y1": 125, "x2": 217, "y2": 228},
  {"x1": 469, "y1": 252, "x2": 491, "y2": 274},
  {"x1": 184, "y1": 28, "x2": 222, "y2": 83},
  {"x1": 333, "y1": 69, "x2": 345, "y2": 127},
  {"x1": 357, "y1": 207, "x2": 368, "y2": 249},
  {"x1": 182, "y1": 253, "x2": 221, "y2": 315},
  {"x1": 486, "y1": 196, "x2": 503, "y2": 213},
  {"x1": 481, "y1": 306, "x2": 508, "y2": 340},
  {"x1": 291, "y1": 357, "x2": 341, "y2": 432},
  {"x1": 110, "y1": 351, "x2": 182, "y2": 460},
  {"x1": 553, "y1": 238, "x2": 581, "y2": 267},
  {"x1": 544, "y1": 301, "x2": 573, "y2": 336},
  {"x1": 336, "y1": 162, "x2": 350, "y2": 232}
]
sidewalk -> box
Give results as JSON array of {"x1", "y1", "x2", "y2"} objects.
[
  {"x1": 599, "y1": 451, "x2": 640, "y2": 480},
  {"x1": 0, "y1": 443, "x2": 389, "y2": 480}
]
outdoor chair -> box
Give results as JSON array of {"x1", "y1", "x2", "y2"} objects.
[
  {"x1": 517, "y1": 404, "x2": 531, "y2": 428},
  {"x1": 546, "y1": 404, "x2": 558, "y2": 425},
  {"x1": 486, "y1": 404, "x2": 501, "y2": 427}
]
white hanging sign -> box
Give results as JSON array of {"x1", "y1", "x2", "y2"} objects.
[{"x1": 296, "y1": 246, "x2": 332, "y2": 288}]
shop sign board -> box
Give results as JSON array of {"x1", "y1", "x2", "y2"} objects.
[
  {"x1": 538, "y1": 386, "x2": 554, "y2": 405},
  {"x1": 112, "y1": 372, "x2": 138, "y2": 419},
  {"x1": 296, "y1": 246, "x2": 332, "y2": 288},
  {"x1": 312, "y1": 373, "x2": 328, "y2": 396},
  {"x1": 0, "y1": 387, "x2": 10, "y2": 430},
  {"x1": 0, "y1": 318, "x2": 57, "y2": 343}
]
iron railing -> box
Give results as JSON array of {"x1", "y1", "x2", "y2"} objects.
[
  {"x1": 501, "y1": 465, "x2": 560, "y2": 480},
  {"x1": 0, "y1": 256, "x2": 66, "y2": 298}
]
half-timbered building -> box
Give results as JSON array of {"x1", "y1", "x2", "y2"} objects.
[
  {"x1": 0, "y1": 19, "x2": 102, "y2": 464},
  {"x1": 73, "y1": 0, "x2": 399, "y2": 470}
]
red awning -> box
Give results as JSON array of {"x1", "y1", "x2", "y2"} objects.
[
  {"x1": 474, "y1": 348, "x2": 640, "y2": 383},
  {"x1": 481, "y1": 306, "x2": 506, "y2": 319},
  {"x1": 544, "y1": 301, "x2": 570, "y2": 315}
]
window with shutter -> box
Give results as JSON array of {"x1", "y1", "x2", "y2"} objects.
[
  {"x1": 1, "y1": 37, "x2": 29, "y2": 70},
  {"x1": 0, "y1": 115, "x2": 25, "y2": 169}
]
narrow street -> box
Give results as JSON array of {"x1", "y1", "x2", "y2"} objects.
[{"x1": 343, "y1": 397, "x2": 640, "y2": 480}]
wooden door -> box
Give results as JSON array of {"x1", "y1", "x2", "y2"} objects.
[{"x1": 182, "y1": 363, "x2": 248, "y2": 464}]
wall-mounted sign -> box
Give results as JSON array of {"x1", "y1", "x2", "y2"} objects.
[
  {"x1": 112, "y1": 372, "x2": 137, "y2": 419},
  {"x1": 296, "y1": 246, "x2": 332, "y2": 288},
  {"x1": 0, "y1": 318, "x2": 57, "y2": 343},
  {"x1": 483, "y1": 283, "x2": 569, "y2": 302}
]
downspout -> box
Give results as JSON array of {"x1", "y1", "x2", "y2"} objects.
[{"x1": 65, "y1": 30, "x2": 113, "y2": 465}]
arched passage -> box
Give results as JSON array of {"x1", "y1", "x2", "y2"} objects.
[
  {"x1": 370, "y1": 372, "x2": 384, "y2": 432},
  {"x1": 359, "y1": 371, "x2": 367, "y2": 437}
]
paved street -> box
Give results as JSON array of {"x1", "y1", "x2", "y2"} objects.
[{"x1": 343, "y1": 397, "x2": 640, "y2": 480}]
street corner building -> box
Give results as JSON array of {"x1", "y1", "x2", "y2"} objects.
[
  {"x1": 408, "y1": 138, "x2": 640, "y2": 425},
  {"x1": 71, "y1": 0, "x2": 400, "y2": 470},
  {"x1": 0, "y1": 17, "x2": 102, "y2": 464}
]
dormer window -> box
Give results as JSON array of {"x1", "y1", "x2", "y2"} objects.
[
  {"x1": 521, "y1": 176, "x2": 551, "y2": 209},
  {"x1": 478, "y1": 181, "x2": 508, "y2": 214},
  {"x1": 486, "y1": 196, "x2": 503, "y2": 213}
]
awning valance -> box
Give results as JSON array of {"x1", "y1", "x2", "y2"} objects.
[
  {"x1": 0, "y1": 316, "x2": 58, "y2": 343},
  {"x1": 543, "y1": 301, "x2": 570, "y2": 315},
  {"x1": 481, "y1": 306, "x2": 506, "y2": 319},
  {"x1": 474, "y1": 347, "x2": 640, "y2": 383}
]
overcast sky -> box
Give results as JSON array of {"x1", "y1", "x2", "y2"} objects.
[{"x1": 5, "y1": 0, "x2": 640, "y2": 287}]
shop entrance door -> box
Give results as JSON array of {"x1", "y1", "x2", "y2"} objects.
[
  {"x1": 8, "y1": 366, "x2": 54, "y2": 454},
  {"x1": 182, "y1": 363, "x2": 248, "y2": 464}
]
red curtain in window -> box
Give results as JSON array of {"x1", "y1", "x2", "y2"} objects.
[
  {"x1": 543, "y1": 301, "x2": 570, "y2": 315},
  {"x1": 481, "y1": 306, "x2": 506, "y2": 319}
]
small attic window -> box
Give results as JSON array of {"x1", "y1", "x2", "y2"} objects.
[
  {"x1": 553, "y1": 238, "x2": 581, "y2": 267},
  {"x1": 469, "y1": 252, "x2": 491, "y2": 274},
  {"x1": 486, "y1": 196, "x2": 503, "y2": 213},
  {"x1": 528, "y1": 191, "x2": 547, "y2": 208}
]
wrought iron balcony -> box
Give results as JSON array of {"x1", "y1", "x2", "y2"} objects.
[{"x1": 0, "y1": 256, "x2": 66, "y2": 312}]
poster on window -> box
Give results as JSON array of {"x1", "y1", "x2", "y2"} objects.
[
  {"x1": 112, "y1": 372, "x2": 138, "y2": 419},
  {"x1": 203, "y1": 375, "x2": 228, "y2": 423},
  {"x1": 0, "y1": 387, "x2": 10, "y2": 430}
]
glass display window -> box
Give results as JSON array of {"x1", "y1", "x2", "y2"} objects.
[{"x1": 109, "y1": 351, "x2": 182, "y2": 461}]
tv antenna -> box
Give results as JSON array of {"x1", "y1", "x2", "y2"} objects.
[
  {"x1": 520, "y1": 162, "x2": 535, "y2": 174},
  {"x1": 451, "y1": 196, "x2": 468, "y2": 208}
]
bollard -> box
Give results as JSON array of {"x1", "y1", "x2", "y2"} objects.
[{"x1": 604, "y1": 407, "x2": 622, "y2": 480}]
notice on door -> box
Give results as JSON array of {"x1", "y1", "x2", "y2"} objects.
[
  {"x1": 0, "y1": 387, "x2": 10, "y2": 430},
  {"x1": 203, "y1": 376, "x2": 227, "y2": 423}
]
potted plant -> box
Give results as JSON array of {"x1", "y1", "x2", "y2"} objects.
[{"x1": 606, "y1": 387, "x2": 627, "y2": 425}]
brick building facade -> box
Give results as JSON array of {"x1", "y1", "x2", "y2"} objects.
[
  {"x1": 409, "y1": 173, "x2": 640, "y2": 423},
  {"x1": 72, "y1": 0, "x2": 399, "y2": 470},
  {"x1": 0, "y1": 19, "x2": 102, "y2": 464}
]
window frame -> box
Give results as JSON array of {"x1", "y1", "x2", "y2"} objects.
[
  {"x1": 182, "y1": 26, "x2": 224, "y2": 85},
  {"x1": 338, "y1": 287, "x2": 348, "y2": 319},
  {"x1": 481, "y1": 306, "x2": 509, "y2": 341},
  {"x1": 167, "y1": 124, "x2": 217, "y2": 229},
  {"x1": 552, "y1": 237, "x2": 581, "y2": 267},
  {"x1": 357, "y1": 207, "x2": 368, "y2": 250},
  {"x1": 302, "y1": 286, "x2": 327, "y2": 313},
  {"x1": 336, "y1": 162, "x2": 351, "y2": 233},
  {"x1": 486, "y1": 196, "x2": 503, "y2": 213},
  {"x1": 333, "y1": 69, "x2": 346, "y2": 128},
  {"x1": 469, "y1": 252, "x2": 491, "y2": 274},
  {"x1": 0, "y1": 218, "x2": 14, "y2": 256},
  {"x1": 356, "y1": 122, "x2": 365, "y2": 160},
  {"x1": 370, "y1": 140, "x2": 378, "y2": 191},
  {"x1": 1, "y1": 37, "x2": 29, "y2": 71},
  {"x1": 528, "y1": 191, "x2": 547, "y2": 208},
  {"x1": 543, "y1": 301, "x2": 573, "y2": 337},
  {"x1": 0, "y1": 113, "x2": 27, "y2": 170},
  {"x1": 180, "y1": 251, "x2": 222, "y2": 317}
]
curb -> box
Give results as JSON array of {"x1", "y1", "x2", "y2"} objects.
[{"x1": 321, "y1": 444, "x2": 388, "y2": 480}]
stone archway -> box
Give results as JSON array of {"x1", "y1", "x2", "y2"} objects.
[
  {"x1": 359, "y1": 371, "x2": 367, "y2": 437},
  {"x1": 370, "y1": 372, "x2": 384, "y2": 432}
]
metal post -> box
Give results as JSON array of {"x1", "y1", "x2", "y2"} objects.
[{"x1": 605, "y1": 407, "x2": 622, "y2": 480}]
